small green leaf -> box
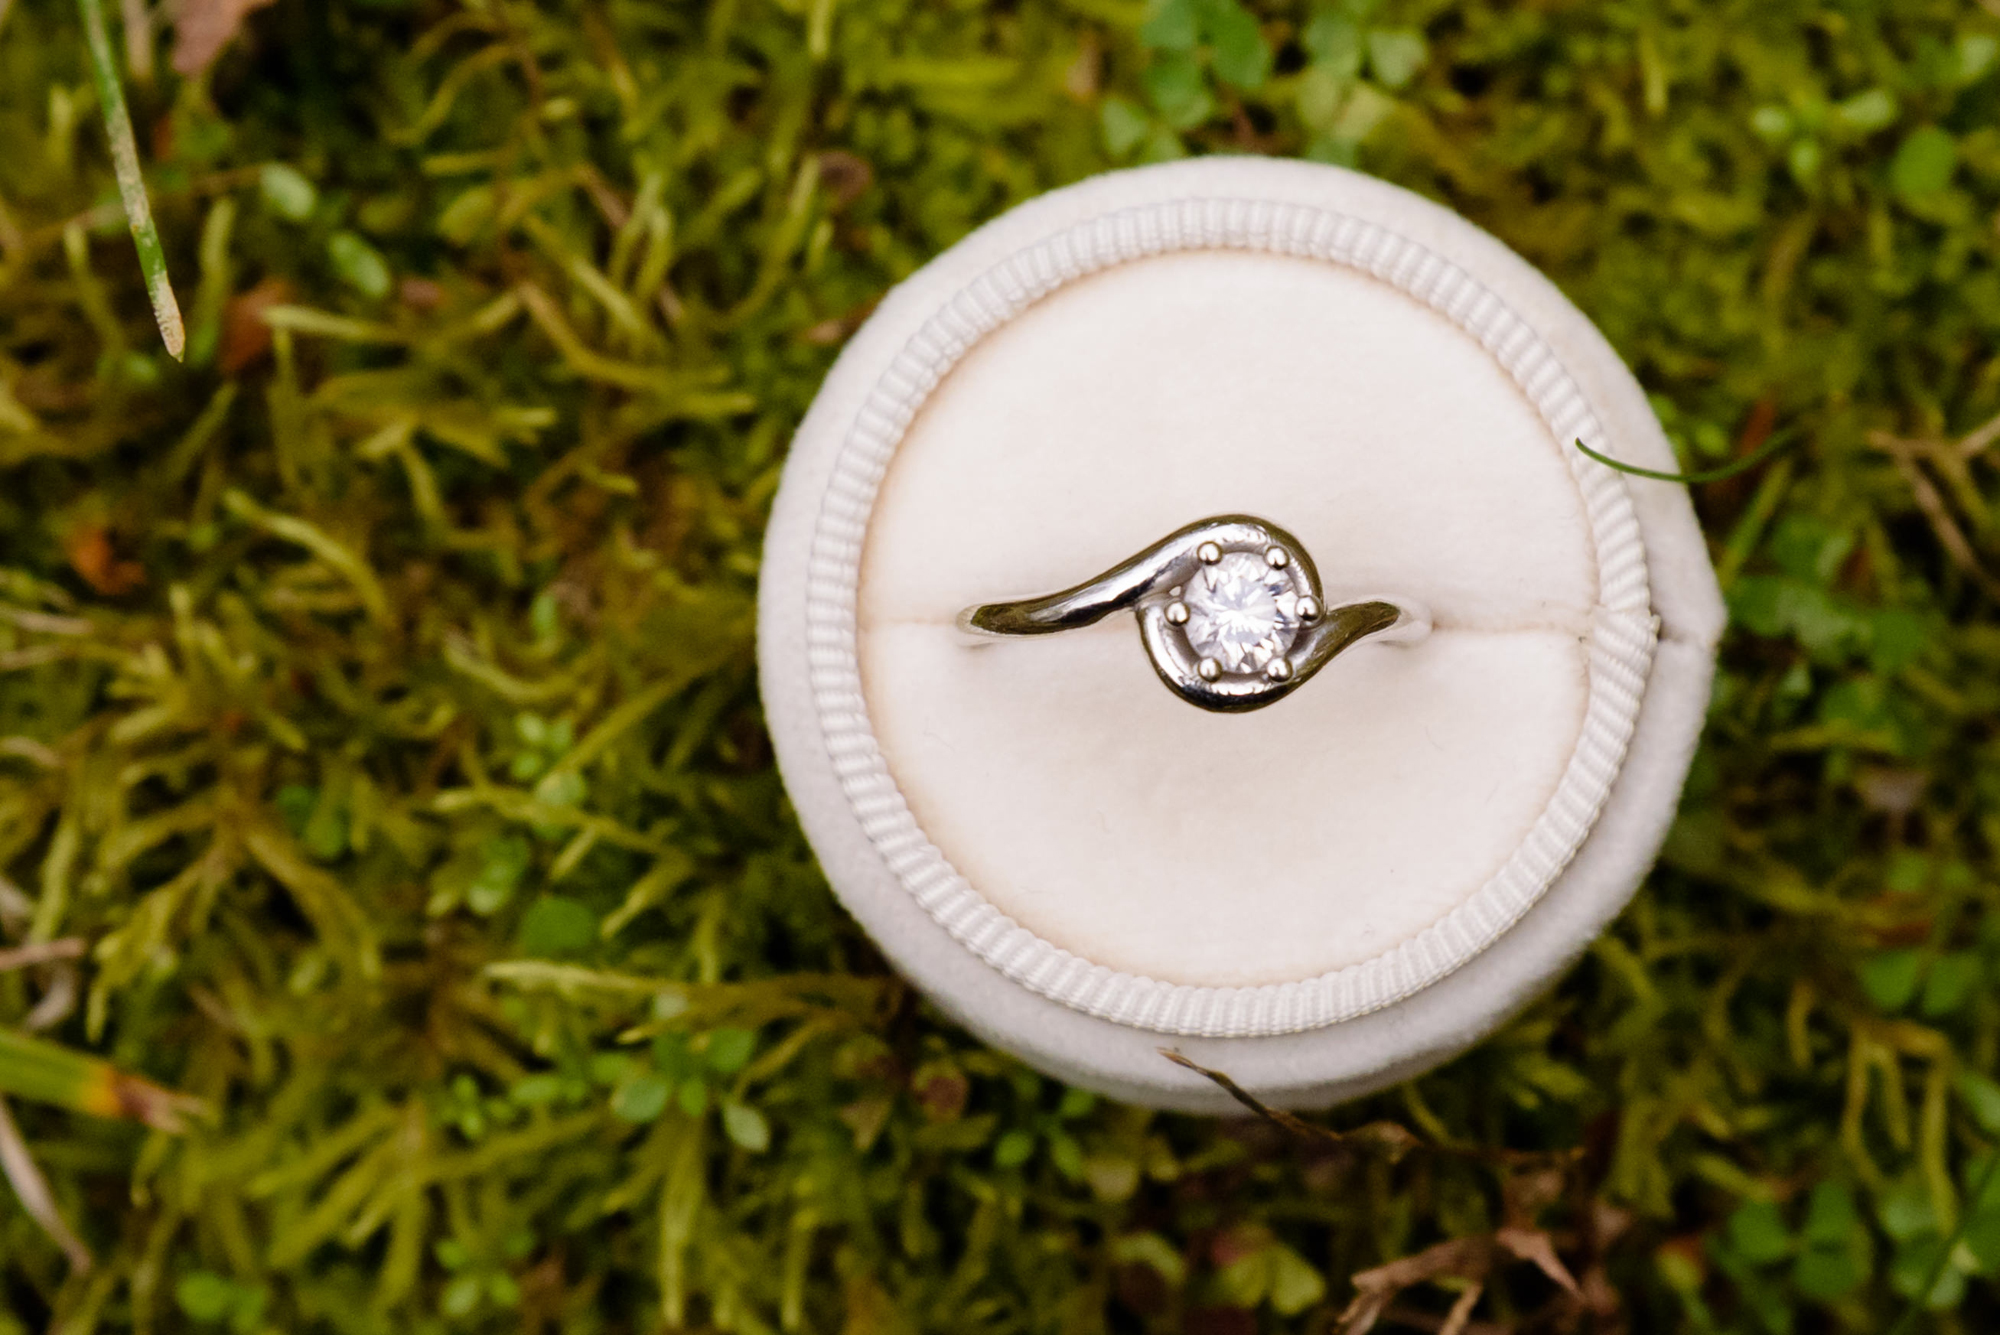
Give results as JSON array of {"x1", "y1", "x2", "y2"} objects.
[
  {"x1": 994, "y1": 1127, "x2": 1036, "y2": 1168},
  {"x1": 1367, "y1": 29, "x2": 1427, "y2": 90},
  {"x1": 1750, "y1": 105, "x2": 1791, "y2": 141},
  {"x1": 1919, "y1": 952, "x2": 1980, "y2": 1017},
  {"x1": 1888, "y1": 1235, "x2": 1965, "y2": 1308},
  {"x1": 328, "y1": 230, "x2": 392, "y2": 299},
  {"x1": 1048, "y1": 1131, "x2": 1084, "y2": 1179},
  {"x1": 438, "y1": 185, "x2": 496, "y2": 245},
  {"x1": 1788, "y1": 138, "x2": 1821, "y2": 182},
  {"x1": 1868, "y1": 607, "x2": 1929, "y2": 675},
  {"x1": 1793, "y1": 1243, "x2": 1867, "y2": 1302},
  {"x1": 1769, "y1": 514, "x2": 1852, "y2": 584},
  {"x1": 1890, "y1": 126, "x2": 1957, "y2": 200},
  {"x1": 1297, "y1": 63, "x2": 1348, "y2": 132},
  {"x1": 530, "y1": 590, "x2": 561, "y2": 641},
  {"x1": 611, "y1": 1073, "x2": 671, "y2": 1123},
  {"x1": 175, "y1": 1273, "x2": 237, "y2": 1322},
  {"x1": 1965, "y1": 1207, "x2": 2000, "y2": 1273},
  {"x1": 1857, "y1": 949, "x2": 1923, "y2": 1012},
  {"x1": 1141, "y1": 126, "x2": 1188, "y2": 162},
  {"x1": 1083, "y1": 1153, "x2": 1140, "y2": 1201},
  {"x1": 1956, "y1": 32, "x2": 1999, "y2": 85},
  {"x1": 1968, "y1": 1153, "x2": 2000, "y2": 1215},
  {"x1": 1333, "y1": 84, "x2": 1395, "y2": 142},
  {"x1": 1139, "y1": 0, "x2": 1200, "y2": 51},
  {"x1": 533, "y1": 770, "x2": 587, "y2": 808},
  {"x1": 510, "y1": 1073, "x2": 563, "y2": 1107},
  {"x1": 1306, "y1": 134, "x2": 1359, "y2": 167},
  {"x1": 705, "y1": 1027, "x2": 758, "y2": 1075},
  {"x1": 1958, "y1": 1071, "x2": 2000, "y2": 1135},
  {"x1": 1801, "y1": 1181, "x2": 1861, "y2": 1247},
  {"x1": 468, "y1": 834, "x2": 530, "y2": 914},
  {"x1": 653, "y1": 1032, "x2": 692, "y2": 1082},
  {"x1": 1727, "y1": 1199, "x2": 1792, "y2": 1265},
  {"x1": 1302, "y1": 12, "x2": 1362, "y2": 77},
  {"x1": 275, "y1": 784, "x2": 315, "y2": 835},
  {"x1": 1878, "y1": 1178, "x2": 1938, "y2": 1242},
  {"x1": 1110, "y1": 1232, "x2": 1187, "y2": 1286},
  {"x1": 1832, "y1": 89, "x2": 1896, "y2": 134},
  {"x1": 1143, "y1": 53, "x2": 1214, "y2": 130},
  {"x1": 1268, "y1": 1243, "x2": 1326, "y2": 1316},
  {"x1": 1204, "y1": 0, "x2": 1270, "y2": 91},
  {"x1": 515, "y1": 713, "x2": 550, "y2": 748},
  {"x1": 441, "y1": 1272, "x2": 483, "y2": 1318},
  {"x1": 722, "y1": 1100, "x2": 770, "y2": 1152},
  {"x1": 516, "y1": 896, "x2": 597, "y2": 957},
  {"x1": 1100, "y1": 96, "x2": 1152, "y2": 157},
  {"x1": 676, "y1": 1078, "x2": 708, "y2": 1117},
  {"x1": 259, "y1": 164, "x2": 317, "y2": 221}
]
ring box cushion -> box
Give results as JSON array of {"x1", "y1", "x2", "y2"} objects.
[{"x1": 759, "y1": 158, "x2": 1723, "y2": 1108}]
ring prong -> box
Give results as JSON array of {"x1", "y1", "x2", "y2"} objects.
[
  {"x1": 1296, "y1": 595, "x2": 1321, "y2": 622},
  {"x1": 1265, "y1": 657, "x2": 1294, "y2": 682},
  {"x1": 1195, "y1": 541, "x2": 1222, "y2": 565},
  {"x1": 1166, "y1": 601, "x2": 1189, "y2": 626},
  {"x1": 1196, "y1": 658, "x2": 1221, "y2": 681},
  {"x1": 1265, "y1": 546, "x2": 1289, "y2": 568}
]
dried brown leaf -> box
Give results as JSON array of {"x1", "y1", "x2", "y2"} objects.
[
  {"x1": 220, "y1": 276, "x2": 293, "y2": 374},
  {"x1": 171, "y1": 0, "x2": 273, "y2": 76},
  {"x1": 62, "y1": 524, "x2": 145, "y2": 596},
  {"x1": 817, "y1": 151, "x2": 874, "y2": 208},
  {"x1": 1494, "y1": 1226, "x2": 1580, "y2": 1296}
]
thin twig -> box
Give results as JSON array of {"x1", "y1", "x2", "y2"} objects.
[
  {"x1": 1161, "y1": 1049, "x2": 1579, "y2": 1167},
  {"x1": 0, "y1": 1095, "x2": 93, "y2": 1272},
  {"x1": 0, "y1": 939, "x2": 86, "y2": 972},
  {"x1": 1870, "y1": 433, "x2": 2000, "y2": 599},
  {"x1": 1436, "y1": 1282, "x2": 1485, "y2": 1335},
  {"x1": 23, "y1": 964, "x2": 77, "y2": 1032},
  {"x1": 77, "y1": 0, "x2": 185, "y2": 358},
  {"x1": 1957, "y1": 408, "x2": 2000, "y2": 460}
]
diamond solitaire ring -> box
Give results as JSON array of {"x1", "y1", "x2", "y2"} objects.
[{"x1": 958, "y1": 516, "x2": 1430, "y2": 713}]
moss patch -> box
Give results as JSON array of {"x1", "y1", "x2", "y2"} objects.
[{"x1": 3, "y1": 0, "x2": 2000, "y2": 1330}]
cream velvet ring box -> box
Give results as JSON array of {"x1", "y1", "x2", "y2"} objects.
[{"x1": 757, "y1": 158, "x2": 1724, "y2": 1113}]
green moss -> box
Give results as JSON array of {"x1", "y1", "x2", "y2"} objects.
[{"x1": 3, "y1": 0, "x2": 2000, "y2": 1330}]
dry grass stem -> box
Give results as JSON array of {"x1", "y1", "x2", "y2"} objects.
[{"x1": 0, "y1": 1095, "x2": 92, "y2": 1273}]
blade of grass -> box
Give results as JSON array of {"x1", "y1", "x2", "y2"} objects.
[
  {"x1": 0, "y1": 1095, "x2": 92, "y2": 1272},
  {"x1": 0, "y1": 1027, "x2": 203, "y2": 1130},
  {"x1": 1572, "y1": 426, "x2": 1802, "y2": 485},
  {"x1": 77, "y1": 0, "x2": 185, "y2": 359},
  {"x1": 118, "y1": 0, "x2": 153, "y2": 82},
  {"x1": 1886, "y1": 1146, "x2": 2000, "y2": 1335}
]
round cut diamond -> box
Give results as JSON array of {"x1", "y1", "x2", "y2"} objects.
[{"x1": 1181, "y1": 551, "x2": 1301, "y2": 672}]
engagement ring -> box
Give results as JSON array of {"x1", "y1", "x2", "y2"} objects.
[{"x1": 959, "y1": 516, "x2": 1429, "y2": 713}]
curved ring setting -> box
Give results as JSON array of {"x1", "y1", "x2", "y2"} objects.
[{"x1": 959, "y1": 515, "x2": 1429, "y2": 713}]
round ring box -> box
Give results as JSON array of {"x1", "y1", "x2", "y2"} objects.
[{"x1": 759, "y1": 158, "x2": 1724, "y2": 1113}]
